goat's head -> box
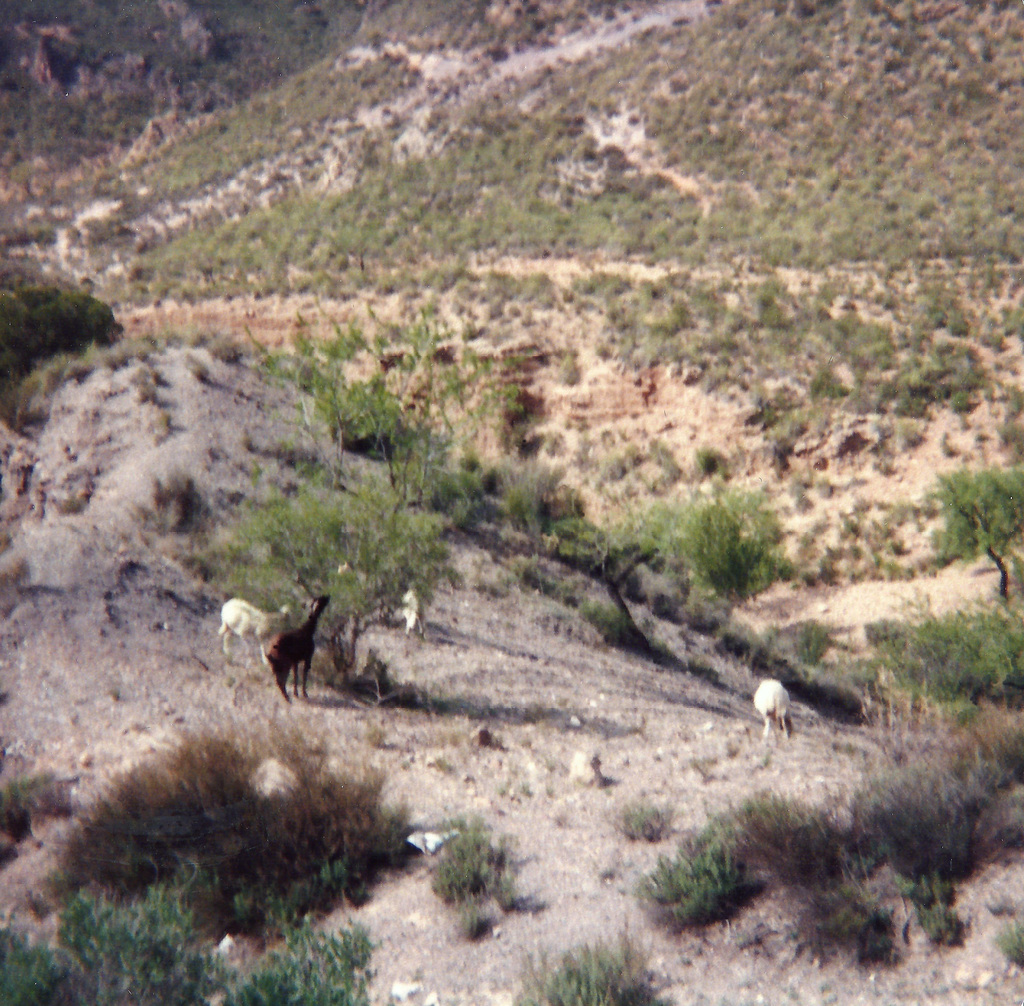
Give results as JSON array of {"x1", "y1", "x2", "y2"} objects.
[{"x1": 310, "y1": 595, "x2": 330, "y2": 618}]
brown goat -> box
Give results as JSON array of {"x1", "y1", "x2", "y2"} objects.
[{"x1": 264, "y1": 595, "x2": 330, "y2": 702}]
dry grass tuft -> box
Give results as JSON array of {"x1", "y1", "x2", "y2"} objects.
[{"x1": 58, "y1": 725, "x2": 409, "y2": 934}]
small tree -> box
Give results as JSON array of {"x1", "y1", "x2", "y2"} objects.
[
  {"x1": 642, "y1": 492, "x2": 789, "y2": 601},
  {"x1": 226, "y1": 479, "x2": 453, "y2": 676},
  {"x1": 934, "y1": 467, "x2": 1024, "y2": 599},
  {"x1": 223, "y1": 312, "x2": 509, "y2": 676},
  {"x1": 262, "y1": 310, "x2": 500, "y2": 504}
]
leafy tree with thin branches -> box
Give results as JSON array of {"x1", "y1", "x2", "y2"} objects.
[
  {"x1": 224, "y1": 311, "x2": 502, "y2": 678},
  {"x1": 934, "y1": 467, "x2": 1024, "y2": 599}
]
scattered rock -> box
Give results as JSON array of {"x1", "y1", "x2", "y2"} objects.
[
  {"x1": 406, "y1": 830, "x2": 457, "y2": 855},
  {"x1": 391, "y1": 981, "x2": 422, "y2": 1002},
  {"x1": 251, "y1": 758, "x2": 297, "y2": 799}
]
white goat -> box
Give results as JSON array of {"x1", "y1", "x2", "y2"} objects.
[
  {"x1": 753, "y1": 679, "x2": 793, "y2": 741},
  {"x1": 401, "y1": 588, "x2": 423, "y2": 637},
  {"x1": 218, "y1": 598, "x2": 290, "y2": 666}
]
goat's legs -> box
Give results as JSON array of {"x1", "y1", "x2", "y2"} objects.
[{"x1": 274, "y1": 666, "x2": 292, "y2": 703}]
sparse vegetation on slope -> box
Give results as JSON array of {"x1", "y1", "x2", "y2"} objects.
[
  {"x1": 517, "y1": 937, "x2": 668, "y2": 1006},
  {"x1": 0, "y1": 0, "x2": 368, "y2": 179}
]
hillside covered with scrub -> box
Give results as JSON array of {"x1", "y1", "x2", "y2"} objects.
[{"x1": 5, "y1": 2, "x2": 1024, "y2": 1005}]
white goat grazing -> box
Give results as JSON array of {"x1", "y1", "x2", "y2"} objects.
[
  {"x1": 401, "y1": 588, "x2": 423, "y2": 637},
  {"x1": 753, "y1": 679, "x2": 793, "y2": 741},
  {"x1": 218, "y1": 598, "x2": 290, "y2": 666}
]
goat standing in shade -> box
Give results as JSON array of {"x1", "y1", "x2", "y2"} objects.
[{"x1": 264, "y1": 595, "x2": 330, "y2": 703}]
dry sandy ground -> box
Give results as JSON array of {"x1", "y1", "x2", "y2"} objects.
[{"x1": 0, "y1": 336, "x2": 1022, "y2": 1006}]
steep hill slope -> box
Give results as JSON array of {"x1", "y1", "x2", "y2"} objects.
[
  {"x1": 4, "y1": 2, "x2": 1024, "y2": 1000},
  {"x1": 0, "y1": 344, "x2": 1020, "y2": 1005}
]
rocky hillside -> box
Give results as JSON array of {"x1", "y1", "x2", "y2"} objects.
[
  {"x1": 5, "y1": 2, "x2": 1024, "y2": 1002},
  {"x1": 0, "y1": 341, "x2": 1021, "y2": 1005}
]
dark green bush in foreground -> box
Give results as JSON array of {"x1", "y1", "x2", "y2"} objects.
[
  {"x1": 221, "y1": 922, "x2": 373, "y2": 1006},
  {"x1": 0, "y1": 891, "x2": 373, "y2": 1006},
  {"x1": 0, "y1": 926, "x2": 65, "y2": 1006},
  {"x1": 58, "y1": 887, "x2": 221, "y2": 1006}
]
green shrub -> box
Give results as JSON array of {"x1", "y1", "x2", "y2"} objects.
[
  {"x1": 0, "y1": 774, "x2": 54, "y2": 841},
  {"x1": 795, "y1": 620, "x2": 833, "y2": 666},
  {"x1": 456, "y1": 902, "x2": 493, "y2": 941},
  {"x1": 579, "y1": 599, "x2": 639, "y2": 648},
  {"x1": 996, "y1": 920, "x2": 1024, "y2": 966},
  {"x1": 883, "y1": 342, "x2": 986, "y2": 418},
  {"x1": 694, "y1": 446, "x2": 727, "y2": 479},
  {"x1": 0, "y1": 286, "x2": 119, "y2": 380},
  {"x1": 619, "y1": 800, "x2": 673, "y2": 843},
  {"x1": 432, "y1": 817, "x2": 517, "y2": 938},
  {"x1": 222, "y1": 922, "x2": 373, "y2": 1006},
  {"x1": 0, "y1": 286, "x2": 120, "y2": 427},
  {"x1": 809, "y1": 883, "x2": 897, "y2": 964},
  {"x1": 639, "y1": 828, "x2": 754, "y2": 929},
  {"x1": 869, "y1": 607, "x2": 1024, "y2": 706},
  {"x1": 675, "y1": 491, "x2": 790, "y2": 599},
  {"x1": 850, "y1": 761, "x2": 988, "y2": 881},
  {"x1": 499, "y1": 463, "x2": 582, "y2": 535},
  {"x1": 0, "y1": 926, "x2": 65, "y2": 1006},
  {"x1": 58, "y1": 727, "x2": 408, "y2": 935},
  {"x1": 58, "y1": 887, "x2": 223, "y2": 1006},
  {"x1": 429, "y1": 464, "x2": 488, "y2": 529},
  {"x1": 517, "y1": 938, "x2": 669, "y2": 1006},
  {"x1": 896, "y1": 873, "x2": 964, "y2": 946},
  {"x1": 809, "y1": 363, "x2": 849, "y2": 400},
  {"x1": 729, "y1": 794, "x2": 844, "y2": 889}
]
